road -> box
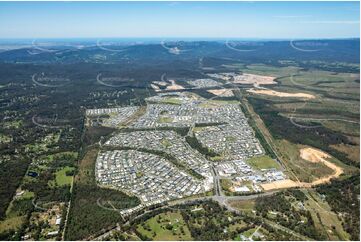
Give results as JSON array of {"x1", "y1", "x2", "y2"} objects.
[{"x1": 211, "y1": 165, "x2": 223, "y2": 196}]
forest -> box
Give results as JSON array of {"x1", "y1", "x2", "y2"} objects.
[{"x1": 316, "y1": 176, "x2": 360, "y2": 241}]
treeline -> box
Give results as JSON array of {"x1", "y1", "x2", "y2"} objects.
[
  {"x1": 239, "y1": 102, "x2": 277, "y2": 159},
  {"x1": 185, "y1": 135, "x2": 219, "y2": 158},
  {"x1": 120, "y1": 126, "x2": 190, "y2": 136},
  {"x1": 316, "y1": 175, "x2": 360, "y2": 241},
  {"x1": 0, "y1": 159, "x2": 30, "y2": 219},
  {"x1": 65, "y1": 183, "x2": 139, "y2": 240},
  {"x1": 65, "y1": 148, "x2": 140, "y2": 240},
  {"x1": 82, "y1": 126, "x2": 117, "y2": 146}
]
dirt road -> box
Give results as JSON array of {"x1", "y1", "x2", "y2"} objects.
[{"x1": 261, "y1": 147, "x2": 343, "y2": 190}]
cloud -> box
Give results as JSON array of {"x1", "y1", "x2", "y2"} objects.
[
  {"x1": 299, "y1": 20, "x2": 360, "y2": 24},
  {"x1": 167, "y1": 2, "x2": 180, "y2": 7},
  {"x1": 273, "y1": 15, "x2": 311, "y2": 18}
]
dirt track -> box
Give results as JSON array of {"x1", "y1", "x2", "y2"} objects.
[
  {"x1": 261, "y1": 147, "x2": 343, "y2": 191},
  {"x1": 299, "y1": 147, "x2": 343, "y2": 186}
]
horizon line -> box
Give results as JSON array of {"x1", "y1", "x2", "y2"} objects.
[{"x1": 0, "y1": 37, "x2": 359, "y2": 41}]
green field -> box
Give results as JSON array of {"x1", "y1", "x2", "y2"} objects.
[
  {"x1": 161, "y1": 138, "x2": 172, "y2": 148},
  {"x1": 246, "y1": 155, "x2": 280, "y2": 170},
  {"x1": 158, "y1": 116, "x2": 174, "y2": 123},
  {"x1": 136, "y1": 211, "x2": 192, "y2": 241},
  {"x1": 17, "y1": 191, "x2": 35, "y2": 200},
  {"x1": 228, "y1": 200, "x2": 255, "y2": 212},
  {"x1": 192, "y1": 126, "x2": 205, "y2": 132},
  {"x1": 49, "y1": 166, "x2": 75, "y2": 187}
]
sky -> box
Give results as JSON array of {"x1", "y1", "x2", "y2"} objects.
[{"x1": 0, "y1": 1, "x2": 359, "y2": 39}]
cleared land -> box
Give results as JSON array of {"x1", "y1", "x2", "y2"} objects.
[
  {"x1": 260, "y1": 179, "x2": 299, "y2": 190},
  {"x1": 275, "y1": 139, "x2": 337, "y2": 182},
  {"x1": 246, "y1": 155, "x2": 280, "y2": 170},
  {"x1": 165, "y1": 80, "x2": 185, "y2": 91},
  {"x1": 299, "y1": 147, "x2": 343, "y2": 186},
  {"x1": 247, "y1": 88, "x2": 315, "y2": 99},
  {"x1": 49, "y1": 166, "x2": 74, "y2": 187},
  {"x1": 207, "y1": 88, "x2": 234, "y2": 97},
  {"x1": 151, "y1": 80, "x2": 185, "y2": 92},
  {"x1": 228, "y1": 200, "x2": 255, "y2": 212},
  {"x1": 232, "y1": 73, "x2": 277, "y2": 86},
  {"x1": 261, "y1": 147, "x2": 344, "y2": 191},
  {"x1": 136, "y1": 211, "x2": 192, "y2": 241}
]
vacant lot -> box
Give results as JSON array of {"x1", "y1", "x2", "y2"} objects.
[
  {"x1": 246, "y1": 155, "x2": 280, "y2": 170},
  {"x1": 247, "y1": 88, "x2": 315, "y2": 99},
  {"x1": 228, "y1": 200, "x2": 255, "y2": 212},
  {"x1": 261, "y1": 179, "x2": 299, "y2": 191},
  {"x1": 299, "y1": 147, "x2": 343, "y2": 186},
  {"x1": 207, "y1": 88, "x2": 234, "y2": 97},
  {"x1": 232, "y1": 73, "x2": 276, "y2": 86}
]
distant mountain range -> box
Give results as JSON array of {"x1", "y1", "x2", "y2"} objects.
[{"x1": 0, "y1": 39, "x2": 359, "y2": 72}]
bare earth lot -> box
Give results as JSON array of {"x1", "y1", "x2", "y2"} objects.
[
  {"x1": 233, "y1": 73, "x2": 277, "y2": 86},
  {"x1": 261, "y1": 147, "x2": 343, "y2": 191},
  {"x1": 247, "y1": 89, "x2": 315, "y2": 99},
  {"x1": 207, "y1": 88, "x2": 234, "y2": 97},
  {"x1": 299, "y1": 147, "x2": 343, "y2": 186}
]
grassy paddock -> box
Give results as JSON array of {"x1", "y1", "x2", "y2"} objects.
[
  {"x1": 246, "y1": 155, "x2": 280, "y2": 170},
  {"x1": 136, "y1": 211, "x2": 192, "y2": 240},
  {"x1": 49, "y1": 166, "x2": 75, "y2": 187},
  {"x1": 228, "y1": 200, "x2": 255, "y2": 212}
]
